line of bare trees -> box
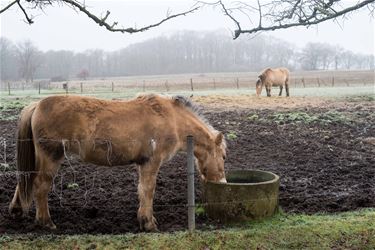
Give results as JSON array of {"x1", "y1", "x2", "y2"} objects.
[{"x1": 1, "y1": 31, "x2": 374, "y2": 82}]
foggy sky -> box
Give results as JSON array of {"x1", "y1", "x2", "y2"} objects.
[{"x1": 1, "y1": 0, "x2": 374, "y2": 55}]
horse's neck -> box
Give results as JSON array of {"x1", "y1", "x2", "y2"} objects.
[{"x1": 177, "y1": 112, "x2": 213, "y2": 152}]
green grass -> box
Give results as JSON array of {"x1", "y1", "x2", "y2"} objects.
[
  {"x1": 344, "y1": 94, "x2": 375, "y2": 102},
  {"x1": 2, "y1": 209, "x2": 374, "y2": 249},
  {"x1": 270, "y1": 110, "x2": 351, "y2": 125},
  {"x1": 226, "y1": 131, "x2": 238, "y2": 140}
]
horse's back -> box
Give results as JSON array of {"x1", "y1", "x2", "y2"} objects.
[{"x1": 262, "y1": 67, "x2": 289, "y2": 85}]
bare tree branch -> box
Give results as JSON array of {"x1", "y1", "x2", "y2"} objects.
[
  {"x1": 1, "y1": 0, "x2": 200, "y2": 34},
  {"x1": 219, "y1": 1, "x2": 242, "y2": 38},
  {"x1": 213, "y1": 0, "x2": 375, "y2": 39},
  {"x1": 61, "y1": 0, "x2": 200, "y2": 33},
  {"x1": 17, "y1": 0, "x2": 34, "y2": 24},
  {"x1": 2, "y1": 0, "x2": 374, "y2": 38},
  {"x1": 0, "y1": 0, "x2": 18, "y2": 14}
]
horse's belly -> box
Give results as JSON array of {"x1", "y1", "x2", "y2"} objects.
[
  {"x1": 82, "y1": 150, "x2": 132, "y2": 166},
  {"x1": 77, "y1": 141, "x2": 152, "y2": 166}
]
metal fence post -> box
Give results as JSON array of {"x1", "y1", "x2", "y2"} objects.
[{"x1": 187, "y1": 135, "x2": 195, "y2": 232}]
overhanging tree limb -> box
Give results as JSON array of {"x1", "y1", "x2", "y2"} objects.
[
  {"x1": 61, "y1": 0, "x2": 200, "y2": 33},
  {"x1": 17, "y1": 0, "x2": 34, "y2": 24},
  {"x1": 215, "y1": 0, "x2": 375, "y2": 39},
  {"x1": 2, "y1": 0, "x2": 374, "y2": 37},
  {"x1": 0, "y1": 0, "x2": 19, "y2": 14},
  {"x1": 1, "y1": 0, "x2": 200, "y2": 33}
]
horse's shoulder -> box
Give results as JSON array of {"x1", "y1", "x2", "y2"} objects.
[{"x1": 136, "y1": 94, "x2": 167, "y2": 115}]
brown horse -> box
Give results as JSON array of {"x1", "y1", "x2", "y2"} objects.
[
  {"x1": 256, "y1": 67, "x2": 290, "y2": 97},
  {"x1": 9, "y1": 94, "x2": 227, "y2": 231}
]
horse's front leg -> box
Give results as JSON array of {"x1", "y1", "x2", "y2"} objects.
[
  {"x1": 137, "y1": 159, "x2": 161, "y2": 232},
  {"x1": 279, "y1": 86, "x2": 283, "y2": 96}
]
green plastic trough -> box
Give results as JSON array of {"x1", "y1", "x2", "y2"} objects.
[{"x1": 202, "y1": 170, "x2": 280, "y2": 222}]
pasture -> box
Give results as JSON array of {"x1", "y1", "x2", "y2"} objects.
[{"x1": 0, "y1": 71, "x2": 374, "y2": 248}]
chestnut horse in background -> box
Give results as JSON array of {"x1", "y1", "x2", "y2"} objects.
[
  {"x1": 9, "y1": 94, "x2": 227, "y2": 232},
  {"x1": 256, "y1": 67, "x2": 290, "y2": 97}
]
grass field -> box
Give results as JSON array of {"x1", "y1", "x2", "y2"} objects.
[{"x1": 2, "y1": 209, "x2": 374, "y2": 249}]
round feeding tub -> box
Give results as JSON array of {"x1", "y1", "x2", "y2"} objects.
[{"x1": 202, "y1": 170, "x2": 280, "y2": 222}]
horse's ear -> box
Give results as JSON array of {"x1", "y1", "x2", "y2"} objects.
[{"x1": 215, "y1": 132, "x2": 223, "y2": 145}]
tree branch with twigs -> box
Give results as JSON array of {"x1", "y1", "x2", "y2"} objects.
[
  {"x1": 199, "y1": 0, "x2": 375, "y2": 39},
  {"x1": 0, "y1": 0, "x2": 200, "y2": 33},
  {"x1": 2, "y1": 0, "x2": 374, "y2": 38}
]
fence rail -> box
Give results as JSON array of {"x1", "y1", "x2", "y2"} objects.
[{"x1": 1, "y1": 70, "x2": 374, "y2": 95}]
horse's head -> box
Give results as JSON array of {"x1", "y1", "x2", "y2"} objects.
[
  {"x1": 256, "y1": 77, "x2": 263, "y2": 96},
  {"x1": 195, "y1": 132, "x2": 227, "y2": 183}
]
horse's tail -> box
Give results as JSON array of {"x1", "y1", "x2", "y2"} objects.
[{"x1": 10, "y1": 103, "x2": 37, "y2": 215}]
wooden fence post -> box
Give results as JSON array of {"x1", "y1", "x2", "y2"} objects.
[
  {"x1": 332, "y1": 77, "x2": 335, "y2": 87},
  {"x1": 38, "y1": 82, "x2": 41, "y2": 94},
  {"x1": 317, "y1": 78, "x2": 320, "y2": 87},
  {"x1": 165, "y1": 80, "x2": 169, "y2": 92},
  {"x1": 236, "y1": 78, "x2": 239, "y2": 89},
  {"x1": 112, "y1": 82, "x2": 114, "y2": 92},
  {"x1": 190, "y1": 78, "x2": 194, "y2": 91},
  {"x1": 302, "y1": 78, "x2": 305, "y2": 88},
  {"x1": 80, "y1": 82, "x2": 83, "y2": 93}
]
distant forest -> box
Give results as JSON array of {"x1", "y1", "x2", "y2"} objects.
[{"x1": 1, "y1": 30, "x2": 374, "y2": 82}]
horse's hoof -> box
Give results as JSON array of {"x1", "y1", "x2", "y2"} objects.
[
  {"x1": 144, "y1": 222, "x2": 159, "y2": 232},
  {"x1": 36, "y1": 219, "x2": 57, "y2": 230},
  {"x1": 9, "y1": 204, "x2": 26, "y2": 218},
  {"x1": 139, "y1": 216, "x2": 158, "y2": 232},
  {"x1": 9, "y1": 206, "x2": 23, "y2": 218}
]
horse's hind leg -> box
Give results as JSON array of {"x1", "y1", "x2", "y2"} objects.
[
  {"x1": 9, "y1": 184, "x2": 30, "y2": 218},
  {"x1": 279, "y1": 86, "x2": 283, "y2": 96},
  {"x1": 285, "y1": 84, "x2": 290, "y2": 97},
  {"x1": 33, "y1": 148, "x2": 61, "y2": 229},
  {"x1": 137, "y1": 159, "x2": 161, "y2": 232}
]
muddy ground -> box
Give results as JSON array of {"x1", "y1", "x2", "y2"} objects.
[{"x1": 0, "y1": 96, "x2": 374, "y2": 234}]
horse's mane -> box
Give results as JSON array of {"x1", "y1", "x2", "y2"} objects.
[
  {"x1": 171, "y1": 95, "x2": 216, "y2": 133},
  {"x1": 137, "y1": 94, "x2": 212, "y2": 129}
]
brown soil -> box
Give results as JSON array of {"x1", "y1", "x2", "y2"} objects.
[{"x1": 0, "y1": 96, "x2": 374, "y2": 234}]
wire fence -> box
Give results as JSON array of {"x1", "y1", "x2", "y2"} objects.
[
  {"x1": 1, "y1": 137, "x2": 374, "y2": 210},
  {"x1": 1, "y1": 70, "x2": 374, "y2": 95}
]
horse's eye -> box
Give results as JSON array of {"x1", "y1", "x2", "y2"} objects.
[{"x1": 223, "y1": 156, "x2": 226, "y2": 160}]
